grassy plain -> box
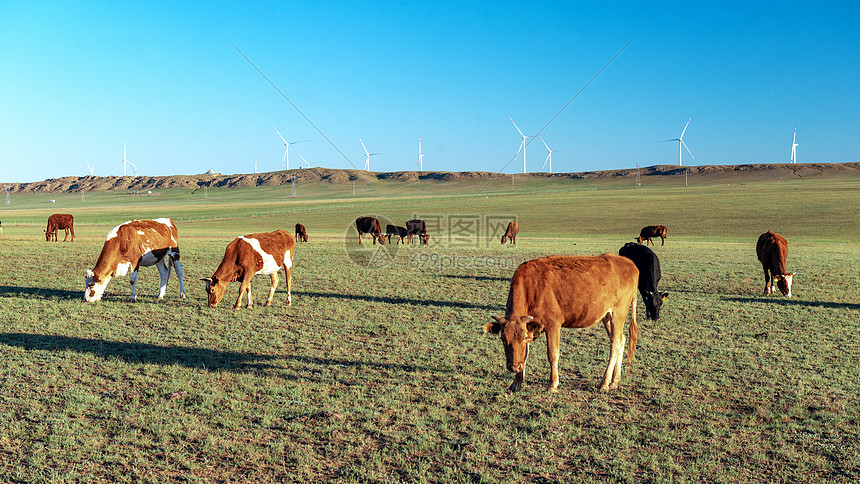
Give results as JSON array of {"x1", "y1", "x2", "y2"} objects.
[{"x1": 0, "y1": 172, "x2": 858, "y2": 482}]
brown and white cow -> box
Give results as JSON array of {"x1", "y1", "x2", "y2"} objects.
[
  {"x1": 356, "y1": 216, "x2": 386, "y2": 245},
  {"x1": 500, "y1": 221, "x2": 519, "y2": 244},
  {"x1": 295, "y1": 223, "x2": 308, "y2": 243},
  {"x1": 202, "y1": 230, "x2": 295, "y2": 309},
  {"x1": 756, "y1": 230, "x2": 794, "y2": 297},
  {"x1": 85, "y1": 218, "x2": 186, "y2": 302},
  {"x1": 485, "y1": 254, "x2": 639, "y2": 392},
  {"x1": 45, "y1": 213, "x2": 75, "y2": 242},
  {"x1": 636, "y1": 225, "x2": 667, "y2": 246}
]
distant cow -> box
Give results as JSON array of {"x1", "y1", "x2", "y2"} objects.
[
  {"x1": 45, "y1": 214, "x2": 75, "y2": 242},
  {"x1": 636, "y1": 225, "x2": 667, "y2": 246},
  {"x1": 295, "y1": 223, "x2": 308, "y2": 243},
  {"x1": 501, "y1": 221, "x2": 518, "y2": 245},
  {"x1": 619, "y1": 242, "x2": 668, "y2": 320},
  {"x1": 356, "y1": 216, "x2": 386, "y2": 245},
  {"x1": 484, "y1": 254, "x2": 639, "y2": 392},
  {"x1": 85, "y1": 218, "x2": 186, "y2": 302},
  {"x1": 406, "y1": 219, "x2": 429, "y2": 245},
  {"x1": 386, "y1": 224, "x2": 408, "y2": 244},
  {"x1": 202, "y1": 230, "x2": 295, "y2": 309},
  {"x1": 756, "y1": 231, "x2": 794, "y2": 297}
]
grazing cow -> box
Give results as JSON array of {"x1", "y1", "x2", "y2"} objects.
[
  {"x1": 45, "y1": 214, "x2": 75, "y2": 242},
  {"x1": 295, "y1": 223, "x2": 308, "y2": 243},
  {"x1": 484, "y1": 254, "x2": 639, "y2": 392},
  {"x1": 84, "y1": 218, "x2": 186, "y2": 302},
  {"x1": 619, "y1": 242, "x2": 668, "y2": 320},
  {"x1": 202, "y1": 230, "x2": 295, "y2": 309},
  {"x1": 756, "y1": 231, "x2": 794, "y2": 297},
  {"x1": 356, "y1": 216, "x2": 386, "y2": 245},
  {"x1": 636, "y1": 225, "x2": 667, "y2": 246},
  {"x1": 386, "y1": 224, "x2": 408, "y2": 244},
  {"x1": 501, "y1": 221, "x2": 518, "y2": 245},
  {"x1": 406, "y1": 219, "x2": 429, "y2": 245}
]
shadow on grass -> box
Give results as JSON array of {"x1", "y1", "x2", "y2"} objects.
[
  {"x1": 722, "y1": 295, "x2": 860, "y2": 310},
  {"x1": 0, "y1": 333, "x2": 274, "y2": 373},
  {"x1": 0, "y1": 285, "x2": 82, "y2": 300},
  {"x1": 440, "y1": 274, "x2": 510, "y2": 282},
  {"x1": 296, "y1": 290, "x2": 501, "y2": 311}
]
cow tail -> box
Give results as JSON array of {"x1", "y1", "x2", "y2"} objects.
[{"x1": 627, "y1": 295, "x2": 638, "y2": 370}]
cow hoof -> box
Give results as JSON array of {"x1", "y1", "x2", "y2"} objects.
[
  {"x1": 547, "y1": 386, "x2": 559, "y2": 393},
  {"x1": 180, "y1": 293, "x2": 187, "y2": 299},
  {"x1": 507, "y1": 382, "x2": 522, "y2": 393},
  {"x1": 264, "y1": 301, "x2": 272, "y2": 307}
]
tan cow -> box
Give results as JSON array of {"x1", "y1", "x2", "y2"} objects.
[
  {"x1": 202, "y1": 230, "x2": 295, "y2": 309},
  {"x1": 485, "y1": 254, "x2": 639, "y2": 392},
  {"x1": 501, "y1": 221, "x2": 518, "y2": 244},
  {"x1": 756, "y1": 231, "x2": 794, "y2": 297},
  {"x1": 85, "y1": 218, "x2": 186, "y2": 302},
  {"x1": 45, "y1": 213, "x2": 75, "y2": 242}
]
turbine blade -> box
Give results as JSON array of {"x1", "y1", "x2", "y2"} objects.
[
  {"x1": 679, "y1": 117, "x2": 692, "y2": 138},
  {"x1": 274, "y1": 126, "x2": 288, "y2": 144},
  {"x1": 509, "y1": 116, "x2": 525, "y2": 137},
  {"x1": 359, "y1": 138, "x2": 368, "y2": 155},
  {"x1": 681, "y1": 140, "x2": 695, "y2": 160}
]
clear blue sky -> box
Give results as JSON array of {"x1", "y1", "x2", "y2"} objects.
[{"x1": 2, "y1": 1, "x2": 858, "y2": 183}]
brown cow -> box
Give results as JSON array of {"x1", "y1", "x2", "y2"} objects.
[
  {"x1": 356, "y1": 216, "x2": 386, "y2": 245},
  {"x1": 85, "y1": 218, "x2": 186, "y2": 302},
  {"x1": 406, "y1": 219, "x2": 430, "y2": 245},
  {"x1": 295, "y1": 223, "x2": 308, "y2": 243},
  {"x1": 756, "y1": 231, "x2": 794, "y2": 297},
  {"x1": 636, "y1": 225, "x2": 667, "y2": 246},
  {"x1": 45, "y1": 214, "x2": 75, "y2": 242},
  {"x1": 202, "y1": 230, "x2": 295, "y2": 309},
  {"x1": 485, "y1": 254, "x2": 639, "y2": 392},
  {"x1": 501, "y1": 221, "x2": 518, "y2": 244}
]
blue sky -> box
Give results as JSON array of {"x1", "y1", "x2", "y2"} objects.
[{"x1": 2, "y1": 1, "x2": 858, "y2": 183}]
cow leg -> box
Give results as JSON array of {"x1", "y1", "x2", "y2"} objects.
[
  {"x1": 63, "y1": 228, "x2": 69, "y2": 242},
  {"x1": 265, "y1": 272, "x2": 278, "y2": 307},
  {"x1": 761, "y1": 264, "x2": 772, "y2": 295},
  {"x1": 545, "y1": 325, "x2": 562, "y2": 392},
  {"x1": 129, "y1": 269, "x2": 139, "y2": 302},
  {"x1": 285, "y1": 265, "x2": 292, "y2": 306},
  {"x1": 155, "y1": 259, "x2": 171, "y2": 299},
  {"x1": 70, "y1": 226, "x2": 75, "y2": 242},
  {"x1": 172, "y1": 255, "x2": 187, "y2": 299},
  {"x1": 234, "y1": 277, "x2": 252, "y2": 309},
  {"x1": 600, "y1": 311, "x2": 626, "y2": 391},
  {"x1": 660, "y1": 236, "x2": 664, "y2": 246}
]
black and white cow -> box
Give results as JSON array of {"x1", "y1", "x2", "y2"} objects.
[{"x1": 619, "y1": 242, "x2": 667, "y2": 320}]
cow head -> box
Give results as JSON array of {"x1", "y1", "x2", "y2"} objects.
[
  {"x1": 643, "y1": 291, "x2": 669, "y2": 320},
  {"x1": 373, "y1": 234, "x2": 386, "y2": 245},
  {"x1": 484, "y1": 316, "x2": 542, "y2": 373},
  {"x1": 774, "y1": 273, "x2": 795, "y2": 297},
  {"x1": 201, "y1": 276, "x2": 228, "y2": 308},
  {"x1": 84, "y1": 269, "x2": 111, "y2": 302},
  {"x1": 44, "y1": 230, "x2": 51, "y2": 241}
]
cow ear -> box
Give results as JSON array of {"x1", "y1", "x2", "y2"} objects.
[
  {"x1": 661, "y1": 292, "x2": 669, "y2": 301},
  {"x1": 484, "y1": 316, "x2": 506, "y2": 334},
  {"x1": 787, "y1": 272, "x2": 795, "y2": 277}
]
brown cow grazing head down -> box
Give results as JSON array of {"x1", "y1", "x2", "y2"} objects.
[
  {"x1": 295, "y1": 223, "x2": 308, "y2": 243},
  {"x1": 45, "y1": 214, "x2": 75, "y2": 242},
  {"x1": 756, "y1": 231, "x2": 795, "y2": 297},
  {"x1": 501, "y1": 221, "x2": 519, "y2": 244}
]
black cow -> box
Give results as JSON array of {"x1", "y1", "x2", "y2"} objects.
[
  {"x1": 356, "y1": 216, "x2": 386, "y2": 245},
  {"x1": 406, "y1": 219, "x2": 429, "y2": 245},
  {"x1": 619, "y1": 242, "x2": 668, "y2": 320},
  {"x1": 386, "y1": 224, "x2": 408, "y2": 244}
]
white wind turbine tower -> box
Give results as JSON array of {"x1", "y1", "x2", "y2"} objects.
[
  {"x1": 790, "y1": 127, "x2": 798, "y2": 164},
  {"x1": 299, "y1": 154, "x2": 313, "y2": 169},
  {"x1": 85, "y1": 161, "x2": 95, "y2": 176},
  {"x1": 417, "y1": 137, "x2": 424, "y2": 172},
  {"x1": 122, "y1": 142, "x2": 139, "y2": 176},
  {"x1": 273, "y1": 126, "x2": 308, "y2": 170},
  {"x1": 360, "y1": 138, "x2": 378, "y2": 171},
  {"x1": 540, "y1": 136, "x2": 557, "y2": 174},
  {"x1": 510, "y1": 116, "x2": 532, "y2": 173},
  {"x1": 660, "y1": 117, "x2": 694, "y2": 166}
]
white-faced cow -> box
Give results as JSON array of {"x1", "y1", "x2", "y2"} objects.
[
  {"x1": 756, "y1": 231, "x2": 794, "y2": 297},
  {"x1": 500, "y1": 221, "x2": 519, "y2": 245},
  {"x1": 619, "y1": 242, "x2": 668, "y2": 320},
  {"x1": 386, "y1": 224, "x2": 408, "y2": 244},
  {"x1": 85, "y1": 218, "x2": 186, "y2": 302},
  {"x1": 485, "y1": 254, "x2": 639, "y2": 392},
  {"x1": 295, "y1": 223, "x2": 308, "y2": 243},
  {"x1": 636, "y1": 225, "x2": 667, "y2": 246},
  {"x1": 202, "y1": 230, "x2": 295, "y2": 309},
  {"x1": 406, "y1": 219, "x2": 429, "y2": 245},
  {"x1": 45, "y1": 214, "x2": 75, "y2": 242},
  {"x1": 356, "y1": 216, "x2": 386, "y2": 245}
]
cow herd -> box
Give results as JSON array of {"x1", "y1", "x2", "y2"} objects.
[{"x1": 32, "y1": 212, "x2": 795, "y2": 392}]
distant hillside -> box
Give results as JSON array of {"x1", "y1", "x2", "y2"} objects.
[{"x1": 5, "y1": 163, "x2": 859, "y2": 194}]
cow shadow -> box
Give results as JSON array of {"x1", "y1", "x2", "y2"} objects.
[
  {"x1": 296, "y1": 290, "x2": 501, "y2": 311},
  {"x1": 441, "y1": 275, "x2": 509, "y2": 282},
  {"x1": 722, "y1": 295, "x2": 860, "y2": 310},
  {"x1": 0, "y1": 285, "x2": 82, "y2": 300},
  {"x1": 0, "y1": 333, "x2": 275, "y2": 373}
]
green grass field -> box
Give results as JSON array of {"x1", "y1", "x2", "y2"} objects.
[{"x1": 0, "y1": 173, "x2": 858, "y2": 482}]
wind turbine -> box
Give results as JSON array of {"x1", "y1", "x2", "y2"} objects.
[
  {"x1": 360, "y1": 138, "x2": 378, "y2": 171},
  {"x1": 540, "y1": 136, "x2": 557, "y2": 173},
  {"x1": 417, "y1": 137, "x2": 424, "y2": 172},
  {"x1": 660, "y1": 117, "x2": 694, "y2": 166},
  {"x1": 122, "y1": 142, "x2": 139, "y2": 176},
  {"x1": 790, "y1": 127, "x2": 798, "y2": 164},
  {"x1": 299, "y1": 154, "x2": 312, "y2": 169},
  {"x1": 510, "y1": 116, "x2": 532, "y2": 173},
  {"x1": 85, "y1": 161, "x2": 95, "y2": 176},
  {"x1": 273, "y1": 126, "x2": 308, "y2": 170}
]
